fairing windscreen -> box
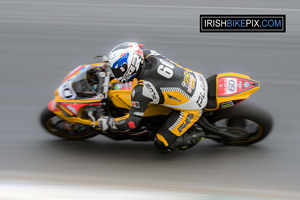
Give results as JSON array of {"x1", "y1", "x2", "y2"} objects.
[{"x1": 71, "y1": 71, "x2": 97, "y2": 97}]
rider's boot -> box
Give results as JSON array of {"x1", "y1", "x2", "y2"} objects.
[{"x1": 172, "y1": 125, "x2": 205, "y2": 150}]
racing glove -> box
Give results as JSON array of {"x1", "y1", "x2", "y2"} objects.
[{"x1": 98, "y1": 116, "x2": 117, "y2": 131}]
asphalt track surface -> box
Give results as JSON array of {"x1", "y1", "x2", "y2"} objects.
[{"x1": 0, "y1": 1, "x2": 300, "y2": 199}]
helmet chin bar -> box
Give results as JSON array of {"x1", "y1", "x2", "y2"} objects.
[{"x1": 120, "y1": 64, "x2": 136, "y2": 83}]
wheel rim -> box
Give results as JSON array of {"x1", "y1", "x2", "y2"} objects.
[
  {"x1": 45, "y1": 115, "x2": 96, "y2": 139},
  {"x1": 213, "y1": 118, "x2": 264, "y2": 143}
]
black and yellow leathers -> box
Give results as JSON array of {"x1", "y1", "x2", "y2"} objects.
[{"x1": 113, "y1": 49, "x2": 208, "y2": 152}]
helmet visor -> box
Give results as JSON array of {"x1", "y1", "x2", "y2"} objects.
[{"x1": 111, "y1": 63, "x2": 128, "y2": 79}]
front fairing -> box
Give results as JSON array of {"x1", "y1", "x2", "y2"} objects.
[
  {"x1": 49, "y1": 63, "x2": 108, "y2": 126},
  {"x1": 57, "y1": 64, "x2": 103, "y2": 100}
]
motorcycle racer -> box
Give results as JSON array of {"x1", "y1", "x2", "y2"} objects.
[{"x1": 99, "y1": 42, "x2": 208, "y2": 153}]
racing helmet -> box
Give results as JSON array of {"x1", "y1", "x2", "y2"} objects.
[{"x1": 108, "y1": 42, "x2": 144, "y2": 83}]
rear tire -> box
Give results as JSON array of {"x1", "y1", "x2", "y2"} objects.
[
  {"x1": 206, "y1": 100, "x2": 273, "y2": 145},
  {"x1": 40, "y1": 107, "x2": 98, "y2": 140}
]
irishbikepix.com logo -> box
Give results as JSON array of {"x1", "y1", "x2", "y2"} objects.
[{"x1": 200, "y1": 15, "x2": 286, "y2": 32}]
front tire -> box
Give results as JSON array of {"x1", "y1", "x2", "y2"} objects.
[
  {"x1": 40, "y1": 107, "x2": 98, "y2": 140},
  {"x1": 206, "y1": 100, "x2": 273, "y2": 145}
]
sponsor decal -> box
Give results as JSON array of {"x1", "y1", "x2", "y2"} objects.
[
  {"x1": 220, "y1": 101, "x2": 234, "y2": 109},
  {"x1": 131, "y1": 101, "x2": 140, "y2": 108},
  {"x1": 145, "y1": 83, "x2": 158, "y2": 100},
  {"x1": 120, "y1": 66, "x2": 125, "y2": 72},
  {"x1": 66, "y1": 105, "x2": 77, "y2": 114},
  {"x1": 196, "y1": 93, "x2": 205, "y2": 108},
  {"x1": 143, "y1": 81, "x2": 160, "y2": 104},
  {"x1": 237, "y1": 81, "x2": 242, "y2": 89},
  {"x1": 115, "y1": 119, "x2": 126, "y2": 125},
  {"x1": 182, "y1": 72, "x2": 196, "y2": 93},
  {"x1": 178, "y1": 113, "x2": 194, "y2": 133},
  {"x1": 113, "y1": 82, "x2": 133, "y2": 90},
  {"x1": 61, "y1": 102, "x2": 101, "y2": 115},
  {"x1": 243, "y1": 81, "x2": 251, "y2": 89},
  {"x1": 195, "y1": 73, "x2": 206, "y2": 92}
]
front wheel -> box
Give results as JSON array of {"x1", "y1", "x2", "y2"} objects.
[
  {"x1": 40, "y1": 107, "x2": 98, "y2": 140},
  {"x1": 205, "y1": 100, "x2": 273, "y2": 146}
]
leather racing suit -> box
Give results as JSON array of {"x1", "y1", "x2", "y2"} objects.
[{"x1": 113, "y1": 48, "x2": 208, "y2": 152}]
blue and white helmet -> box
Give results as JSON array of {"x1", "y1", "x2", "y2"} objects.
[{"x1": 108, "y1": 42, "x2": 144, "y2": 83}]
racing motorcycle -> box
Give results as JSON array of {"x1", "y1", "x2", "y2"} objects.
[{"x1": 40, "y1": 60, "x2": 273, "y2": 146}]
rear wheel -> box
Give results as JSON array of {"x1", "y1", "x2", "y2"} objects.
[
  {"x1": 40, "y1": 107, "x2": 98, "y2": 140},
  {"x1": 206, "y1": 100, "x2": 273, "y2": 145}
]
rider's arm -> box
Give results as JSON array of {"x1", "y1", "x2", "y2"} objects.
[{"x1": 113, "y1": 82, "x2": 151, "y2": 131}]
